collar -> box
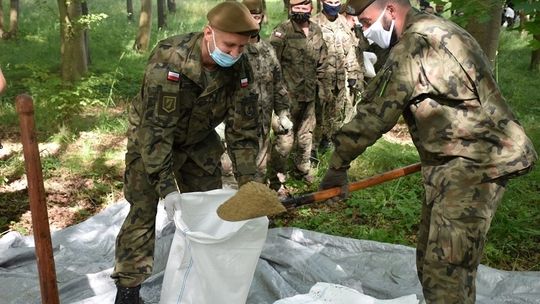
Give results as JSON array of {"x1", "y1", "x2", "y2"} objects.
[
  {"x1": 290, "y1": 18, "x2": 313, "y2": 35},
  {"x1": 402, "y1": 7, "x2": 422, "y2": 36},
  {"x1": 182, "y1": 32, "x2": 226, "y2": 94}
]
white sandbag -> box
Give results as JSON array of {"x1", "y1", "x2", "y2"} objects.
[
  {"x1": 160, "y1": 189, "x2": 269, "y2": 304},
  {"x1": 274, "y1": 282, "x2": 419, "y2": 304}
]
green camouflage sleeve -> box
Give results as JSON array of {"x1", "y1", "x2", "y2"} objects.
[
  {"x1": 332, "y1": 12, "x2": 537, "y2": 177},
  {"x1": 346, "y1": 44, "x2": 364, "y2": 89},
  {"x1": 316, "y1": 30, "x2": 334, "y2": 100},
  {"x1": 137, "y1": 44, "x2": 182, "y2": 197},
  {"x1": 225, "y1": 60, "x2": 260, "y2": 185},
  {"x1": 270, "y1": 52, "x2": 291, "y2": 114},
  {"x1": 270, "y1": 25, "x2": 286, "y2": 62},
  {"x1": 329, "y1": 34, "x2": 420, "y2": 169}
]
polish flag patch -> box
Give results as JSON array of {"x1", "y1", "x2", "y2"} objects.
[
  {"x1": 240, "y1": 78, "x2": 249, "y2": 88},
  {"x1": 167, "y1": 70, "x2": 180, "y2": 82},
  {"x1": 274, "y1": 31, "x2": 283, "y2": 38}
]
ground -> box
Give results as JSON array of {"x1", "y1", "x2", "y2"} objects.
[{"x1": 0, "y1": 124, "x2": 411, "y2": 236}]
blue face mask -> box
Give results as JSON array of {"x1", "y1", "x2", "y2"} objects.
[
  {"x1": 323, "y1": 2, "x2": 342, "y2": 17},
  {"x1": 207, "y1": 28, "x2": 241, "y2": 68}
]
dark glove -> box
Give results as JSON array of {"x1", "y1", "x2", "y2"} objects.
[
  {"x1": 319, "y1": 168, "x2": 349, "y2": 202},
  {"x1": 347, "y1": 79, "x2": 357, "y2": 90}
]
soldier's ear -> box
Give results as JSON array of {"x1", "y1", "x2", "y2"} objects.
[
  {"x1": 203, "y1": 25, "x2": 213, "y2": 40},
  {"x1": 386, "y1": 3, "x2": 397, "y2": 19}
]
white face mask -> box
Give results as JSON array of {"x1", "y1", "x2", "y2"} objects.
[{"x1": 363, "y1": 7, "x2": 395, "y2": 49}]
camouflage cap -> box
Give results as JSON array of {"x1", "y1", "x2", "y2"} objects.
[
  {"x1": 207, "y1": 2, "x2": 260, "y2": 36},
  {"x1": 290, "y1": 0, "x2": 312, "y2": 6},
  {"x1": 242, "y1": 0, "x2": 264, "y2": 14},
  {"x1": 344, "y1": 0, "x2": 376, "y2": 15}
]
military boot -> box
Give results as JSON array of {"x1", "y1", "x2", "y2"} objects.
[{"x1": 115, "y1": 285, "x2": 143, "y2": 304}]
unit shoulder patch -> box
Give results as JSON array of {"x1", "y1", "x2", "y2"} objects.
[{"x1": 161, "y1": 95, "x2": 177, "y2": 113}]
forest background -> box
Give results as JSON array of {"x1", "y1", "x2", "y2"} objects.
[{"x1": 0, "y1": 0, "x2": 539, "y2": 271}]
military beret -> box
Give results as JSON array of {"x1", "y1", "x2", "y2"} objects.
[
  {"x1": 290, "y1": 0, "x2": 312, "y2": 6},
  {"x1": 207, "y1": 2, "x2": 259, "y2": 36},
  {"x1": 344, "y1": 0, "x2": 376, "y2": 15},
  {"x1": 242, "y1": 0, "x2": 263, "y2": 14}
]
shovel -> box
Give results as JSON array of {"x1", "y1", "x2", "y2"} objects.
[{"x1": 217, "y1": 162, "x2": 422, "y2": 222}]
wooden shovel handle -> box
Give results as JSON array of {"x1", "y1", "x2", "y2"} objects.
[
  {"x1": 16, "y1": 94, "x2": 60, "y2": 304},
  {"x1": 282, "y1": 162, "x2": 422, "y2": 208}
]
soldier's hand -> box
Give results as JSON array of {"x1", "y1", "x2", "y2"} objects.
[
  {"x1": 273, "y1": 111, "x2": 293, "y2": 134},
  {"x1": 319, "y1": 168, "x2": 349, "y2": 202},
  {"x1": 163, "y1": 191, "x2": 182, "y2": 221}
]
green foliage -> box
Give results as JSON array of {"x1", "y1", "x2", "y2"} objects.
[
  {"x1": 430, "y1": 0, "x2": 502, "y2": 26},
  {"x1": 78, "y1": 13, "x2": 109, "y2": 29}
]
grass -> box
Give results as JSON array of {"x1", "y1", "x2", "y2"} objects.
[{"x1": 1, "y1": 0, "x2": 539, "y2": 270}]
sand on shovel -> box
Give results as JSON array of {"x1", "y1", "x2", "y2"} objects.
[{"x1": 217, "y1": 181, "x2": 287, "y2": 221}]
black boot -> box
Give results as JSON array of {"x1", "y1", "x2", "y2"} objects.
[{"x1": 115, "y1": 285, "x2": 143, "y2": 304}]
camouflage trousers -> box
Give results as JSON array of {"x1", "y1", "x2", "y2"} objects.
[
  {"x1": 288, "y1": 101, "x2": 316, "y2": 175},
  {"x1": 255, "y1": 126, "x2": 273, "y2": 181},
  {"x1": 313, "y1": 86, "x2": 347, "y2": 150},
  {"x1": 416, "y1": 167, "x2": 507, "y2": 304},
  {"x1": 111, "y1": 151, "x2": 222, "y2": 287}
]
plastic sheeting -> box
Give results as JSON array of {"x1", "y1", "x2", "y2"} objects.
[{"x1": 1, "y1": 200, "x2": 539, "y2": 304}]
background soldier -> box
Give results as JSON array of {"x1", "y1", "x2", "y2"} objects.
[
  {"x1": 111, "y1": 2, "x2": 260, "y2": 303},
  {"x1": 312, "y1": 0, "x2": 363, "y2": 156},
  {"x1": 240, "y1": 0, "x2": 295, "y2": 193},
  {"x1": 320, "y1": 0, "x2": 537, "y2": 303},
  {"x1": 270, "y1": 0, "x2": 329, "y2": 184}
]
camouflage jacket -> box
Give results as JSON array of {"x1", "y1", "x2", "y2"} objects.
[
  {"x1": 312, "y1": 13, "x2": 362, "y2": 90},
  {"x1": 330, "y1": 9, "x2": 537, "y2": 181},
  {"x1": 270, "y1": 19, "x2": 329, "y2": 103},
  {"x1": 127, "y1": 32, "x2": 259, "y2": 197},
  {"x1": 245, "y1": 38, "x2": 290, "y2": 137}
]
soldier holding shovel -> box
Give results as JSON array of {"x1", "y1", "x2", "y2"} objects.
[{"x1": 318, "y1": 0, "x2": 537, "y2": 303}]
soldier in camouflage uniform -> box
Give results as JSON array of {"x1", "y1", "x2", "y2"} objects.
[
  {"x1": 270, "y1": 0, "x2": 329, "y2": 183},
  {"x1": 312, "y1": 0, "x2": 364, "y2": 155},
  {"x1": 111, "y1": 2, "x2": 260, "y2": 303},
  {"x1": 320, "y1": 1, "x2": 537, "y2": 303},
  {"x1": 240, "y1": 0, "x2": 294, "y2": 190}
]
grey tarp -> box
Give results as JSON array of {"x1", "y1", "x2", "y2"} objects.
[{"x1": 1, "y1": 200, "x2": 539, "y2": 303}]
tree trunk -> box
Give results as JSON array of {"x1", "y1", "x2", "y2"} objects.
[
  {"x1": 133, "y1": 0, "x2": 152, "y2": 52},
  {"x1": 464, "y1": 0, "x2": 503, "y2": 67},
  {"x1": 167, "y1": 0, "x2": 176, "y2": 13},
  {"x1": 8, "y1": 0, "x2": 19, "y2": 37},
  {"x1": 127, "y1": 0, "x2": 134, "y2": 21},
  {"x1": 0, "y1": 1, "x2": 5, "y2": 39},
  {"x1": 157, "y1": 0, "x2": 166, "y2": 30},
  {"x1": 531, "y1": 33, "x2": 540, "y2": 71},
  {"x1": 57, "y1": 0, "x2": 88, "y2": 82},
  {"x1": 81, "y1": 1, "x2": 91, "y2": 65}
]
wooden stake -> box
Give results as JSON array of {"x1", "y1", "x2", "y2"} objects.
[{"x1": 16, "y1": 94, "x2": 60, "y2": 304}]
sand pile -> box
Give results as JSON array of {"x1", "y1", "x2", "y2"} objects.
[{"x1": 217, "y1": 181, "x2": 286, "y2": 221}]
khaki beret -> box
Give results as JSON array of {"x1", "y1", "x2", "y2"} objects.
[
  {"x1": 242, "y1": 0, "x2": 263, "y2": 14},
  {"x1": 207, "y1": 2, "x2": 259, "y2": 35},
  {"x1": 344, "y1": 0, "x2": 376, "y2": 15},
  {"x1": 290, "y1": 0, "x2": 312, "y2": 6}
]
